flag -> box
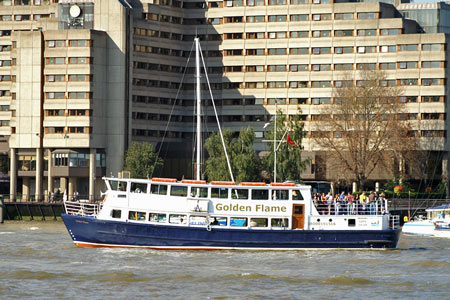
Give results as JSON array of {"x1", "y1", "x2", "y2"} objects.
[{"x1": 287, "y1": 134, "x2": 295, "y2": 146}]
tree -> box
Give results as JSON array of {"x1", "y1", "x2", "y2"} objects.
[
  {"x1": 311, "y1": 69, "x2": 417, "y2": 190},
  {"x1": 124, "y1": 142, "x2": 163, "y2": 179},
  {"x1": 204, "y1": 127, "x2": 261, "y2": 182},
  {"x1": 264, "y1": 108, "x2": 309, "y2": 182}
]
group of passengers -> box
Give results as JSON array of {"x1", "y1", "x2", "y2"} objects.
[{"x1": 312, "y1": 191, "x2": 387, "y2": 216}]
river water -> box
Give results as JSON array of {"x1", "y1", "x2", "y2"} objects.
[{"x1": 1, "y1": 221, "x2": 449, "y2": 300}]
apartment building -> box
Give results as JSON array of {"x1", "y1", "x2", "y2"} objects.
[
  {"x1": 0, "y1": 0, "x2": 129, "y2": 200},
  {"x1": 0, "y1": 0, "x2": 449, "y2": 199},
  {"x1": 131, "y1": 0, "x2": 449, "y2": 188}
]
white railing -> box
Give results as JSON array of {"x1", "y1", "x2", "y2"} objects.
[
  {"x1": 315, "y1": 202, "x2": 389, "y2": 216},
  {"x1": 64, "y1": 200, "x2": 101, "y2": 217},
  {"x1": 390, "y1": 215, "x2": 400, "y2": 229}
]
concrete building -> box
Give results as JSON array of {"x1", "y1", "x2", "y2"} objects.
[
  {"x1": 0, "y1": 0, "x2": 129, "y2": 200},
  {"x1": 0, "y1": 0, "x2": 449, "y2": 199}
]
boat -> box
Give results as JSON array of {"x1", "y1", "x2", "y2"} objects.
[
  {"x1": 61, "y1": 38, "x2": 401, "y2": 250},
  {"x1": 402, "y1": 204, "x2": 450, "y2": 236},
  {"x1": 433, "y1": 221, "x2": 450, "y2": 238}
]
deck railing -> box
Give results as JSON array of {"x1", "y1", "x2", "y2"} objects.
[
  {"x1": 314, "y1": 201, "x2": 389, "y2": 216},
  {"x1": 64, "y1": 200, "x2": 101, "y2": 217}
]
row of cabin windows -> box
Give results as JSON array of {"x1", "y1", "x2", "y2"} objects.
[
  {"x1": 112, "y1": 181, "x2": 303, "y2": 201},
  {"x1": 114, "y1": 210, "x2": 289, "y2": 228}
]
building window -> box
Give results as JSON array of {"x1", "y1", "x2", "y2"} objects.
[
  {"x1": 399, "y1": 79, "x2": 417, "y2": 86},
  {"x1": 422, "y1": 96, "x2": 442, "y2": 103},
  {"x1": 335, "y1": 13, "x2": 353, "y2": 20},
  {"x1": 334, "y1": 47, "x2": 353, "y2": 54},
  {"x1": 422, "y1": 44, "x2": 442, "y2": 51},
  {"x1": 422, "y1": 61, "x2": 442, "y2": 68},
  {"x1": 357, "y1": 12, "x2": 376, "y2": 19},
  {"x1": 268, "y1": 15, "x2": 287, "y2": 22},
  {"x1": 335, "y1": 30, "x2": 353, "y2": 37},
  {"x1": 379, "y1": 62, "x2": 396, "y2": 70},
  {"x1": 268, "y1": 48, "x2": 287, "y2": 55},
  {"x1": 399, "y1": 44, "x2": 418, "y2": 51},
  {"x1": 334, "y1": 64, "x2": 353, "y2": 71},
  {"x1": 422, "y1": 78, "x2": 442, "y2": 86},
  {"x1": 290, "y1": 14, "x2": 308, "y2": 21},
  {"x1": 246, "y1": 15, "x2": 265, "y2": 22},
  {"x1": 381, "y1": 29, "x2": 400, "y2": 35},
  {"x1": 290, "y1": 31, "x2": 308, "y2": 38},
  {"x1": 290, "y1": 64, "x2": 308, "y2": 71},
  {"x1": 357, "y1": 29, "x2": 376, "y2": 36}
]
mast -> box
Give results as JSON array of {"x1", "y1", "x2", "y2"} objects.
[{"x1": 195, "y1": 37, "x2": 201, "y2": 180}]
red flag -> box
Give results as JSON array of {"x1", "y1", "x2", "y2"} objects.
[{"x1": 287, "y1": 134, "x2": 295, "y2": 146}]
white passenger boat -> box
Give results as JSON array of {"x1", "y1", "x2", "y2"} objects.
[
  {"x1": 61, "y1": 38, "x2": 401, "y2": 250},
  {"x1": 402, "y1": 204, "x2": 450, "y2": 236},
  {"x1": 62, "y1": 177, "x2": 400, "y2": 249}
]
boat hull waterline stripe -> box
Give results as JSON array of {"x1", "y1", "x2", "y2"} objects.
[{"x1": 73, "y1": 241, "x2": 389, "y2": 251}]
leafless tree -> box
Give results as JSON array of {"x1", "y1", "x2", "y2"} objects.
[{"x1": 311, "y1": 69, "x2": 418, "y2": 190}]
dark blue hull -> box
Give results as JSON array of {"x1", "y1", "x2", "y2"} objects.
[{"x1": 62, "y1": 214, "x2": 401, "y2": 249}]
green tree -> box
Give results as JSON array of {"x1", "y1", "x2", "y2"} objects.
[
  {"x1": 124, "y1": 142, "x2": 163, "y2": 178},
  {"x1": 264, "y1": 108, "x2": 309, "y2": 182},
  {"x1": 205, "y1": 127, "x2": 261, "y2": 182}
]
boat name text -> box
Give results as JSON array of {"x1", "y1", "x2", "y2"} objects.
[{"x1": 215, "y1": 203, "x2": 286, "y2": 213}]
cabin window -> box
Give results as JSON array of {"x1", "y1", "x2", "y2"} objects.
[
  {"x1": 190, "y1": 187, "x2": 208, "y2": 198},
  {"x1": 109, "y1": 180, "x2": 127, "y2": 191},
  {"x1": 149, "y1": 213, "x2": 167, "y2": 222},
  {"x1": 348, "y1": 219, "x2": 356, "y2": 227},
  {"x1": 250, "y1": 218, "x2": 268, "y2": 227},
  {"x1": 230, "y1": 217, "x2": 248, "y2": 227},
  {"x1": 171, "y1": 186, "x2": 188, "y2": 197},
  {"x1": 211, "y1": 187, "x2": 229, "y2": 199},
  {"x1": 128, "y1": 211, "x2": 146, "y2": 221},
  {"x1": 118, "y1": 182, "x2": 127, "y2": 191},
  {"x1": 131, "y1": 182, "x2": 147, "y2": 193},
  {"x1": 189, "y1": 215, "x2": 207, "y2": 225},
  {"x1": 169, "y1": 214, "x2": 187, "y2": 224},
  {"x1": 150, "y1": 184, "x2": 168, "y2": 195},
  {"x1": 292, "y1": 190, "x2": 303, "y2": 200},
  {"x1": 252, "y1": 189, "x2": 269, "y2": 200},
  {"x1": 111, "y1": 209, "x2": 121, "y2": 219},
  {"x1": 210, "y1": 216, "x2": 227, "y2": 226},
  {"x1": 231, "y1": 188, "x2": 249, "y2": 200},
  {"x1": 271, "y1": 218, "x2": 288, "y2": 227},
  {"x1": 272, "y1": 189, "x2": 289, "y2": 200}
]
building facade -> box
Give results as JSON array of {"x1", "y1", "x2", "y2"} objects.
[
  {"x1": 0, "y1": 0, "x2": 449, "y2": 200},
  {"x1": 0, "y1": 0, "x2": 129, "y2": 200}
]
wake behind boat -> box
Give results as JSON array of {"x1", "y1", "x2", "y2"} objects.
[{"x1": 62, "y1": 177, "x2": 401, "y2": 249}]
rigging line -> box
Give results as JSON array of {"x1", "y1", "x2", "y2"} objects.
[
  {"x1": 411, "y1": 149, "x2": 445, "y2": 217},
  {"x1": 151, "y1": 42, "x2": 195, "y2": 178},
  {"x1": 198, "y1": 43, "x2": 235, "y2": 183}
]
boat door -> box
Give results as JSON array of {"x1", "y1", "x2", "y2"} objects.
[{"x1": 292, "y1": 204, "x2": 305, "y2": 229}]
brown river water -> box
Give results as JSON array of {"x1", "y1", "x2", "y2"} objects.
[{"x1": 1, "y1": 221, "x2": 449, "y2": 299}]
